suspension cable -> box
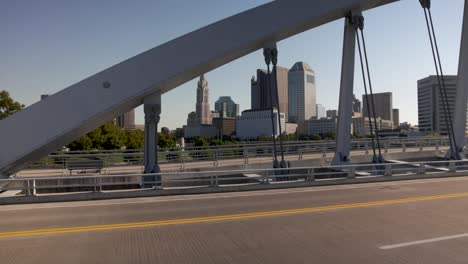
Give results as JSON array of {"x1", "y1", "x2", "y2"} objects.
[
  {"x1": 360, "y1": 29, "x2": 384, "y2": 162},
  {"x1": 354, "y1": 22, "x2": 377, "y2": 161},
  {"x1": 263, "y1": 48, "x2": 279, "y2": 166},
  {"x1": 420, "y1": 0, "x2": 459, "y2": 159},
  {"x1": 352, "y1": 14, "x2": 383, "y2": 163}
]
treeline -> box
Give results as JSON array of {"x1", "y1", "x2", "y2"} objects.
[{"x1": 67, "y1": 122, "x2": 177, "y2": 151}]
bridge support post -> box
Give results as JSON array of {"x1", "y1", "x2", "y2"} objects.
[
  {"x1": 143, "y1": 92, "x2": 162, "y2": 188},
  {"x1": 453, "y1": 0, "x2": 468, "y2": 160},
  {"x1": 333, "y1": 13, "x2": 359, "y2": 165}
]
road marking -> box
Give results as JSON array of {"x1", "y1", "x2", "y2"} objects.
[
  {"x1": 380, "y1": 233, "x2": 468, "y2": 250},
  {"x1": 1, "y1": 191, "x2": 468, "y2": 239},
  {"x1": 2, "y1": 176, "x2": 468, "y2": 212}
]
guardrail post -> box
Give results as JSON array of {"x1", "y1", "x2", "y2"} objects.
[
  {"x1": 348, "y1": 167, "x2": 356, "y2": 179},
  {"x1": 244, "y1": 146, "x2": 249, "y2": 164},
  {"x1": 322, "y1": 145, "x2": 327, "y2": 158},
  {"x1": 365, "y1": 143, "x2": 369, "y2": 155},
  {"x1": 31, "y1": 179, "x2": 37, "y2": 196},
  {"x1": 307, "y1": 168, "x2": 315, "y2": 182},
  {"x1": 384, "y1": 164, "x2": 392, "y2": 176},
  {"x1": 418, "y1": 163, "x2": 426, "y2": 174},
  {"x1": 213, "y1": 151, "x2": 218, "y2": 167},
  {"x1": 299, "y1": 148, "x2": 303, "y2": 160},
  {"x1": 449, "y1": 161, "x2": 457, "y2": 173}
]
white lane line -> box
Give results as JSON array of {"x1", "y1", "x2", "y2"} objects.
[
  {"x1": 380, "y1": 233, "x2": 468, "y2": 250},
  {"x1": 2, "y1": 176, "x2": 468, "y2": 212}
]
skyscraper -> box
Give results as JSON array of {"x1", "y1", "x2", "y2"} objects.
[
  {"x1": 316, "y1": 104, "x2": 326, "y2": 119},
  {"x1": 352, "y1": 94, "x2": 361, "y2": 114},
  {"x1": 417, "y1": 75, "x2": 468, "y2": 134},
  {"x1": 250, "y1": 66, "x2": 289, "y2": 121},
  {"x1": 196, "y1": 74, "x2": 212, "y2": 125},
  {"x1": 288, "y1": 62, "x2": 316, "y2": 123},
  {"x1": 215, "y1": 96, "x2": 239, "y2": 118},
  {"x1": 362, "y1": 92, "x2": 393, "y2": 122},
  {"x1": 251, "y1": 76, "x2": 260, "y2": 109},
  {"x1": 116, "y1": 109, "x2": 135, "y2": 129},
  {"x1": 393, "y1": 109, "x2": 400, "y2": 128}
]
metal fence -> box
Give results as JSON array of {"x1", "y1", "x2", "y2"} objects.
[
  {"x1": 2, "y1": 159, "x2": 468, "y2": 198},
  {"x1": 25, "y1": 137, "x2": 452, "y2": 173}
]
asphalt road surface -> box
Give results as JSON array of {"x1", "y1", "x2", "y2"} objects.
[{"x1": 1, "y1": 176, "x2": 468, "y2": 263}]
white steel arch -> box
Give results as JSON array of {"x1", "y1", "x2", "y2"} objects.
[{"x1": 7, "y1": 0, "x2": 458, "y2": 177}]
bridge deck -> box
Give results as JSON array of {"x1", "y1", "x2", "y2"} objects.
[{"x1": 1, "y1": 176, "x2": 468, "y2": 263}]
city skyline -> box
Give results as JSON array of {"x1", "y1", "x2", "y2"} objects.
[{"x1": 2, "y1": 0, "x2": 465, "y2": 130}]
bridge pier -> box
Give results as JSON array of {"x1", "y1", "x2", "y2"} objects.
[
  {"x1": 332, "y1": 12, "x2": 359, "y2": 165},
  {"x1": 143, "y1": 92, "x2": 161, "y2": 188},
  {"x1": 452, "y1": 0, "x2": 468, "y2": 159}
]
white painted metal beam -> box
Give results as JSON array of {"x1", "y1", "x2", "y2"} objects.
[
  {"x1": 452, "y1": 0, "x2": 468, "y2": 159},
  {"x1": 333, "y1": 15, "x2": 358, "y2": 165},
  {"x1": 0, "y1": 0, "x2": 399, "y2": 177}
]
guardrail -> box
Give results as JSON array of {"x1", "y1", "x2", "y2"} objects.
[
  {"x1": 25, "y1": 137, "x2": 452, "y2": 173},
  {"x1": 3, "y1": 159, "x2": 468, "y2": 198}
]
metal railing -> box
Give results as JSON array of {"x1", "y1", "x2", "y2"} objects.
[
  {"x1": 23, "y1": 137, "x2": 452, "y2": 175},
  {"x1": 2, "y1": 159, "x2": 468, "y2": 198}
]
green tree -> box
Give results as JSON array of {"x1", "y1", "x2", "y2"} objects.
[
  {"x1": 158, "y1": 133, "x2": 176, "y2": 149},
  {"x1": 0, "y1": 90, "x2": 24, "y2": 120},
  {"x1": 193, "y1": 136, "x2": 208, "y2": 147},
  {"x1": 125, "y1": 129, "x2": 144, "y2": 149},
  {"x1": 310, "y1": 134, "x2": 322, "y2": 141},
  {"x1": 68, "y1": 135, "x2": 93, "y2": 151},
  {"x1": 209, "y1": 139, "x2": 224, "y2": 146}
]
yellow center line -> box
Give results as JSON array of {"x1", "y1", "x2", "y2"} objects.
[{"x1": 2, "y1": 191, "x2": 468, "y2": 239}]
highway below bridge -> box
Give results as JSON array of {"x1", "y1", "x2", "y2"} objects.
[{"x1": 1, "y1": 176, "x2": 468, "y2": 263}]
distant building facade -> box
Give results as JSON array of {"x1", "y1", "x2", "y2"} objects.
[
  {"x1": 352, "y1": 117, "x2": 394, "y2": 136},
  {"x1": 393, "y1": 109, "x2": 400, "y2": 128},
  {"x1": 362, "y1": 92, "x2": 393, "y2": 121},
  {"x1": 184, "y1": 125, "x2": 217, "y2": 139},
  {"x1": 213, "y1": 117, "x2": 236, "y2": 137},
  {"x1": 297, "y1": 118, "x2": 337, "y2": 136},
  {"x1": 288, "y1": 62, "x2": 316, "y2": 123},
  {"x1": 236, "y1": 109, "x2": 286, "y2": 139},
  {"x1": 316, "y1": 104, "x2": 326, "y2": 119},
  {"x1": 326, "y1": 110, "x2": 337, "y2": 120},
  {"x1": 250, "y1": 66, "x2": 289, "y2": 121},
  {"x1": 352, "y1": 94, "x2": 361, "y2": 114},
  {"x1": 417, "y1": 75, "x2": 468, "y2": 134},
  {"x1": 196, "y1": 75, "x2": 212, "y2": 125},
  {"x1": 116, "y1": 109, "x2": 135, "y2": 129},
  {"x1": 215, "y1": 96, "x2": 239, "y2": 118}
]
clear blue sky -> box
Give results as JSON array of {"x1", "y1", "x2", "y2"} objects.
[{"x1": 1, "y1": 0, "x2": 465, "y2": 129}]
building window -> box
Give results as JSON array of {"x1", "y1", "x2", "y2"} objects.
[{"x1": 307, "y1": 75, "x2": 315, "y2": 84}]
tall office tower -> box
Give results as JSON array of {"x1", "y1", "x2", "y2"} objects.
[
  {"x1": 196, "y1": 74, "x2": 212, "y2": 125},
  {"x1": 316, "y1": 104, "x2": 326, "y2": 119},
  {"x1": 288, "y1": 62, "x2": 316, "y2": 123},
  {"x1": 393, "y1": 109, "x2": 400, "y2": 128},
  {"x1": 352, "y1": 94, "x2": 361, "y2": 114},
  {"x1": 362, "y1": 92, "x2": 393, "y2": 122},
  {"x1": 215, "y1": 96, "x2": 239, "y2": 118},
  {"x1": 326, "y1": 109, "x2": 337, "y2": 119},
  {"x1": 417, "y1": 75, "x2": 468, "y2": 134},
  {"x1": 116, "y1": 109, "x2": 135, "y2": 129},
  {"x1": 251, "y1": 76, "x2": 260, "y2": 109},
  {"x1": 250, "y1": 67, "x2": 289, "y2": 121}
]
